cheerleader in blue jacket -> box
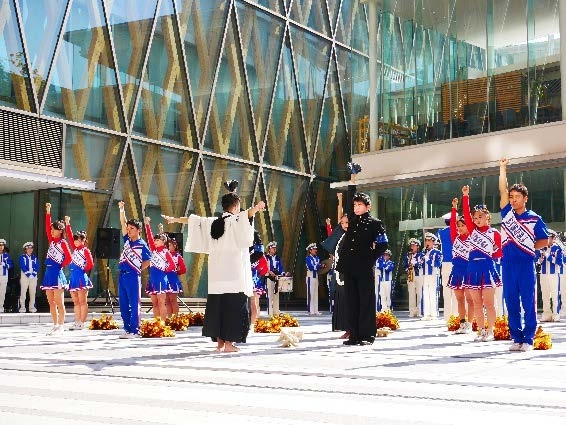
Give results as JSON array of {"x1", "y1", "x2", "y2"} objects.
[
  {"x1": 64, "y1": 216, "x2": 94, "y2": 330},
  {"x1": 19, "y1": 242, "x2": 39, "y2": 313},
  {"x1": 0, "y1": 238, "x2": 14, "y2": 313},
  {"x1": 145, "y1": 217, "x2": 176, "y2": 320}
]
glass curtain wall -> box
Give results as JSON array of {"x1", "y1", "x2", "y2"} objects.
[
  {"x1": 352, "y1": 0, "x2": 561, "y2": 154},
  {"x1": 1, "y1": 0, "x2": 352, "y2": 300}
]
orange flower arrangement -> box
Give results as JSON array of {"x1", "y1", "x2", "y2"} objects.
[
  {"x1": 447, "y1": 315, "x2": 461, "y2": 331},
  {"x1": 165, "y1": 313, "x2": 191, "y2": 331},
  {"x1": 254, "y1": 313, "x2": 300, "y2": 333},
  {"x1": 493, "y1": 315, "x2": 511, "y2": 340},
  {"x1": 139, "y1": 318, "x2": 175, "y2": 338},
  {"x1": 189, "y1": 312, "x2": 205, "y2": 326},
  {"x1": 534, "y1": 326, "x2": 552, "y2": 350},
  {"x1": 471, "y1": 317, "x2": 479, "y2": 332},
  {"x1": 88, "y1": 314, "x2": 119, "y2": 330},
  {"x1": 376, "y1": 311, "x2": 399, "y2": 330}
]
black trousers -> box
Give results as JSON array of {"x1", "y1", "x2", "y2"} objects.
[{"x1": 344, "y1": 268, "x2": 376, "y2": 341}]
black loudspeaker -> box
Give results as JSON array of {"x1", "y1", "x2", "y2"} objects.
[
  {"x1": 96, "y1": 228, "x2": 121, "y2": 259},
  {"x1": 167, "y1": 232, "x2": 183, "y2": 249}
]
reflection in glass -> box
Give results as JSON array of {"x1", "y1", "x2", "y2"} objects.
[
  {"x1": 290, "y1": 0, "x2": 330, "y2": 35},
  {"x1": 0, "y1": 0, "x2": 34, "y2": 111},
  {"x1": 43, "y1": 0, "x2": 124, "y2": 131}
]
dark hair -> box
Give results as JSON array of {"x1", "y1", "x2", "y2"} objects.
[
  {"x1": 51, "y1": 220, "x2": 65, "y2": 231},
  {"x1": 156, "y1": 232, "x2": 169, "y2": 243},
  {"x1": 221, "y1": 192, "x2": 240, "y2": 211},
  {"x1": 509, "y1": 183, "x2": 528, "y2": 197},
  {"x1": 168, "y1": 238, "x2": 179, "y2": 252},
  {"x1": 353, "y1": 192, "x2": 371, "y2": 206},
  {"x1": 73, "y1": 231, "x2": 87, "y2": 242},
  {"x1": 126, "y1": 218, "x2": 142, "y2": 230}
]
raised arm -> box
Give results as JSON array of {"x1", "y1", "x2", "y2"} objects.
[
  {"x1": 247, "y1": 201, "x2": 266, "y2": 219},
  {"x1": 45, "y1": 203, "x2": 53, "y2": 242},
  {"x1": 462, "y1": 186, "x2": 474, "y2": 232},
  {"x1": 144, "y1": 217, "x2": 156, "y2": 251},
  {"x1": 450, "y1": 198, "x2": 458, "y2": 242},
  {"x1": 118, "y1": 201, "x2": 127, "y2": 236},
  {"x1": 499, "y1": 158, "x2": 509, "y2": 209},
  {"x1": 337, "y1": 192, "x2": 344, "y2": 223},
  {"x1": 64, "y1": 216, "x2": 73, "y2": 245},
  {"x1": 161, "y1": 214, "x2": 190, "y2": 225}
]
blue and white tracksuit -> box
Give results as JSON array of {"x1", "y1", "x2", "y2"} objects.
[
  {"x1": 376, "y1": 257, "x2": 395, "y2": 312},
  {"x1": 306, "y1": 255, "x2": 322, "y2": 314},
  {"x1": 501, "y1": 203, "x2": 549, "y2": 345},
  {"x1": 118, "y1": 235, "x2": 151, "y2": 334},
  {"x1": 422, "y1": 248, "x2": 442, "y2": 319},
  {"x1": 536, "y1": 243, "x2": 563, "y2": 320},
  {"x1": 0, "y1": 252, "x2": 14, "y2": 312},
  {"x1": 19, "y1": 253, "x2": 39, "y2": 312}
]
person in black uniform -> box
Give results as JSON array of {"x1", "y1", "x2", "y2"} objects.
[{"x1": 336, "y1": 163, "x2": 389, "y2": 346}]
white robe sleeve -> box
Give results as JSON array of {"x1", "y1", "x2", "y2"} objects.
[{"x1": 184, "y1": 214, "x2": 215, "y2": 254}]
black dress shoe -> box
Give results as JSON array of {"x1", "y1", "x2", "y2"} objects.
[
  {"x1": 343, "y1": 339, "x2": 361, "y2": 346},
  {"x1": 359, "y1": 337, "x2": 375, "y2": 346}
]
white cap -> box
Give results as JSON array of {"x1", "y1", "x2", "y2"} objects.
[
  {"x1": 424, "y1": 232, "x2": 437, "y2": 242},
  {"x1": 306, "y1": 243, "x2": 317, "y2": 251},
  {"x1": 267, "y1": 241, "x2": 277, "y2": 249},
  {"x1": 23, "y1": 242, "x2": 34, "y2": 249},
  {"x1": 408, "y1": 238, "x2": 421, "y2": 246},
  {"x1": 0, "y1": 239, "x2": 6, "y2": 245}
]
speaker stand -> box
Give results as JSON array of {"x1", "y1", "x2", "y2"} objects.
[{"x1": 91, "y1": 260, "x2": 118, "y2": 314}]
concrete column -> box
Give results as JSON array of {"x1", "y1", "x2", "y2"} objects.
[
  {"x1": 560, "y1": 0, "x2": 566, "y2": 119},
  {"x1": 367, "y1": 0, "x2": 379, "y2": 151}
]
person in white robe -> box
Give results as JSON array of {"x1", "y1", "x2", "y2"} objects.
[{"x1": 162, "y1": 181, "x2": 265, "y2": 353}]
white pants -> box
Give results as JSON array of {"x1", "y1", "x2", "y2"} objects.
[
  {"x1": 407, "y1": 275, "x2": 423, "y2": 317},
  {"x1": 494, "y1": 285, "x2": 505, "y2": 317},
  {"x1": 267, "y1": 279, "x2": 280, "y2": 316},
  {"x1": 374, "y1": 270, "x2": 380, "y2": 310},
  {"x1": 0, "y1": 275, "x2": 7, "y2": 312},
  {"x1": 422, "y1": 274, "x2": 439, "y2": 318},
  {"x1": 306, "y1": 276, "x2": 319, "y2": 314},
  {"x1": 561, "y1": 275, "x2": 566, "y2": 318},
  {"x1": 540, "y1": 273, "x2": 560, "y2": 319},
  {"x1": 380, "y1": 280, "x2": 392, "y2": 312},
  {"x1": 20, "y1": 274, "x2": 38, "y2": 312}
]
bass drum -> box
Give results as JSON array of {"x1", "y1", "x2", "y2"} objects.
[{"x1": 277, "y1": 276, "x2": 293, "y2": 293}]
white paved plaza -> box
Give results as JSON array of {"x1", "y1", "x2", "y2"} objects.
[{"x1": 0, "y1": 311, "x2": 565, "y2": 424}]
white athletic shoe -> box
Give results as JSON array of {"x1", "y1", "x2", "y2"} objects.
[
  {"x1": 509, "y1": 342, "x2": 522, "y2": 351},
  {"x1": 118, "y1": 331, "x2": 130, "y2": 339},
  {"x1": 520, "y1": 343, "x2": 533, "y2": 352},
  {"x1": 19, "y1": 308, "x2": 26, "y2": 313},
  {"x1": 46, "y1": 325, "x2": 60, "y2": 336},
  {"x1": 68, "y1": 321, "x2": 82, "y2": 331},
  {"x1": 30, "y1": 308, "x2": 37, "y2": 313},
  {"x1": 552, "y1": 314, "x2": 560, "y2": 322},
  {"x1": 474, "y1": 329, "x2": 487, "y2": 342},
  {"x1": 540, "y1": 314, "x2": 553, "y2": 322},
  {"x1": 481, "y1": 329, "x2": 494, "y2": 342},
  {"x1": 123, "y1": 333, "x2": 140, "y2": 339}
]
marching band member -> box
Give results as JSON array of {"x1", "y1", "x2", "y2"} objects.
[
  {"x1": 462, "y1": 186, "x2": 501, "y2": 342},
  {"x1": 117, "y1": 202, "x2": 151, "y2": 339},
  {"x1": 404, "y1": 238, "x2": 424, "y2": 318},
  {"x1": 305, "y1": 243, "x2": 324, "y2": 315},
  {"x1": 162, "y1": 180, "x2": 266, "y2": 353},
  {"x1": 448, "y1": 198, "x2": 474, "y2": 334},
  {"x1": 499, "y1": 158, "x2": 549, "y2": 351},
  {"x1": 64, "y1": 216, "x2": 94, "y2": 330},
  {"x1": 265, "y1": 241, "x2": 287, "y2": 316},
  {"x1": 250, "y1": 231, "x2": 269, "y2": 324},
  {"x1": 376, "y1": 250, "x2": 395, "y2": 312},
  {"x1": 0, "y1": 238, "x2": 13, "y2": 313},
  {"x1": 536, "y1": 229, "x2": 562, "y2": 322},
  {"x1": 163, "y1": 228, "x2": 186, "y2": 317},
  {"x1": 144, "y1": 217, "x2": 176, "y2": 320},
  {"x1": 19, "y1": 242, "x2": 38, "y2": 313},
  {"x1": 421, "y1": 233, "x2": 442, "y2": 320},
  {"x1": 42, "y1": 203, "x2": 72, "y2": 335}
]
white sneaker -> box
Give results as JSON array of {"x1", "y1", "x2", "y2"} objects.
[
  {"x1": 540, "y1": 314, "x2": 552, "y2": 322},
  {"x1": 509, "y1": 342, "x2": 522, "y2": 351},
  {"x1": 46, "y1": 325, "x2": 60, "y2": 336},
  {"x1": 30, "y1": 308, "x2": 37, "y2": 313},
  {"x1": 19, "y1": 308, "x2": 26, "y2": 313},
  {"x1": 68, "y1": 322, "x2": 82, "y2": 331},
  {"x1": 520, "y1": 343, "x2": 533, "y2": 352},
  {"x1": 123, "y1": 333, "x2": 140, "y2": 339},
  {"x1": 118, "y1": 331, "x2": 130, "y2": 339},
  {"x1": 552, "y1": 314, "x2": 560, "y2": 322},
  {"x1": 482, "y1": 329, "x2": 494, "y2": 342},
  {"x1": 0, "y1": 308, "x2": 4, "y2": 313},
  {"x1": 474, "y1": 329, "x2": 487, "y2": 342}
]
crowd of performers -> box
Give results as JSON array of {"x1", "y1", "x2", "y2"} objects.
[{"x1": 0, "y1": 158, "x2": 562, "y2": 353}]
